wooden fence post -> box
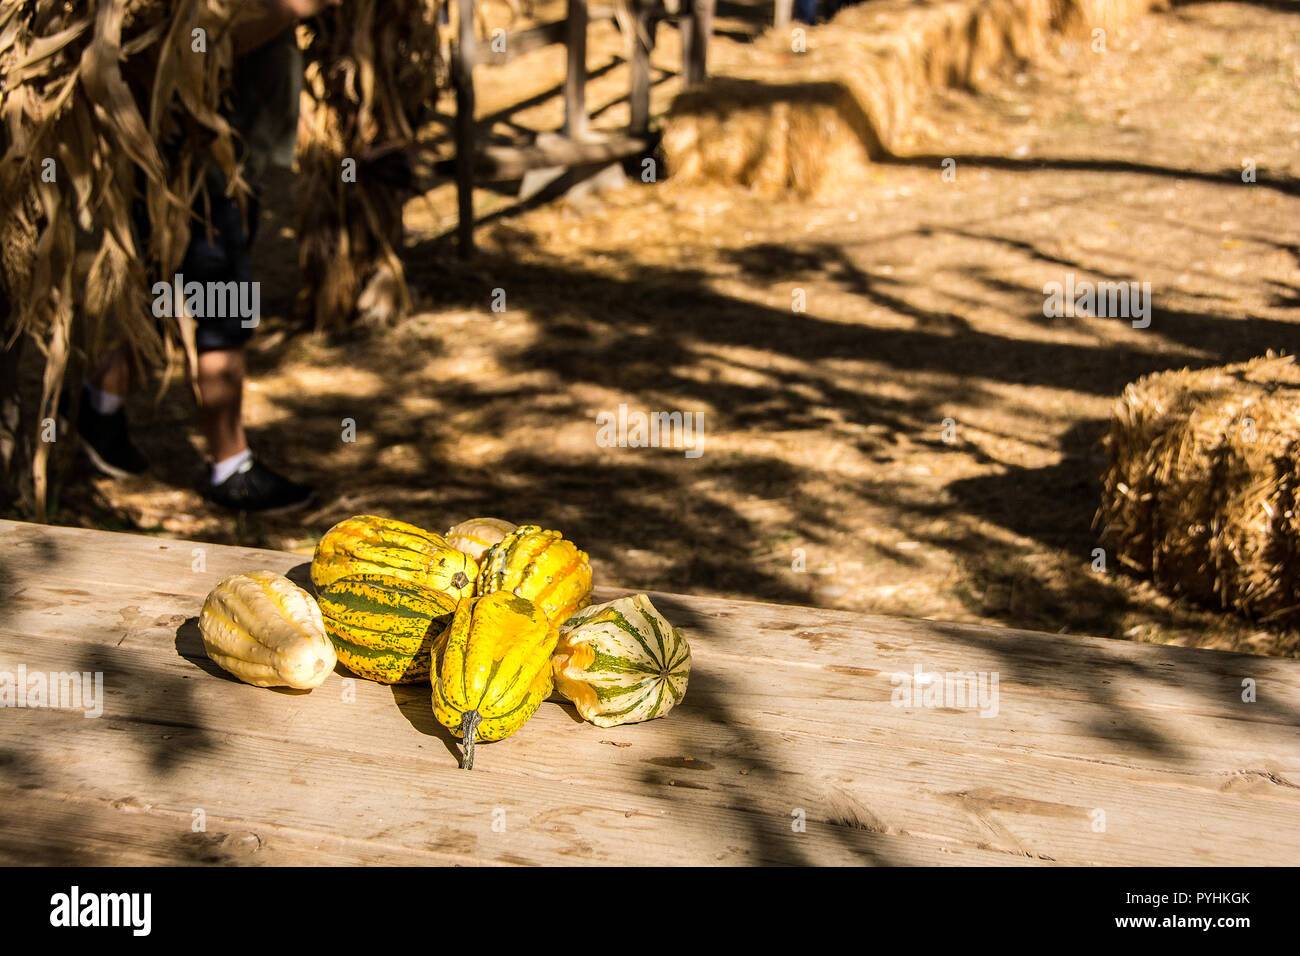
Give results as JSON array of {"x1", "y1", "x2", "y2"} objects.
[
  {"x1": 685, "y1": 0, "x2": 713, "y2": 87},
  {"x1": 679, "y1": 0, "x2": 695, "y2": 87},
  {"x1": 563, "y1": 0, "x2": 589, "y2": 139},
  {"x1": 628, "y1": 0, "x2": 654, "y2": 137},
  {"x1": 773, "y1": 0, "x2": 793, "y2": 30},
  {"x1": 453, "y1": 0, "x2": 476, "y2": 259}
]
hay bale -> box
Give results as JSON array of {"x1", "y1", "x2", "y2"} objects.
[
  {"x1": 1099, "y1": 354, "x2": 1300, "y2": 628},
  {"x1": 1056, "y1": 0, "x2": 1159, "y2": 32},
  {"x1": 662, "y1": 0, "x2": 1162, "y2": 196},
  {"x1": 664, "y1": 79, "x2": 883, "y2": 196}
]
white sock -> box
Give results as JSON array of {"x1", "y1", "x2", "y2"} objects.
[
  {"x1": 84, "y1": 383, "x2": 124, "y2": 416},
  {"x1": 210, "y1": 448, "x2": 254, "y2": 486}
]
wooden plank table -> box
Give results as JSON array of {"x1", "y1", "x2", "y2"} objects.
[{"x1": 2, "y1": 519, "x2": 1298, "y2": 865}]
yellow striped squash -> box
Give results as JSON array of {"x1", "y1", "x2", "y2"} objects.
[
  {"x1": 198, "y1": 570, "x2": 337, "y2": 689},
  {"x1": 552, "y1": 594, "x2": 691, "y2": 727},
  {"x1": 432, "y1": 591, "x2": 558, "y2": 769},
  {"x1": 311, "y1": 514, "x2": 478, "y2": 601},
  {"x1": 477, "y1": 525, "x2": 592, "y2": 626},
  {"x1": 445, "y1": 517, "x2": 517, "y2": 561},
  {"x1": 317, "y1": 573, "x2": 456, "y2": 684}
]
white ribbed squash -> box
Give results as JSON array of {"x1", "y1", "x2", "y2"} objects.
[
  {"x1": 198, "y1": 570, "x2": 337, "y2": 689},
  {"x1": 552, "y1": 594, "x2": 690, "y2": 727},
  {"x1": 445, "y1": 517, "x2": 517, "y2": 561}
]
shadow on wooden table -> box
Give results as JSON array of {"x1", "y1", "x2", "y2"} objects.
[
  {"x1": 930, "y1": 619, "x2": 1300, "y2": 752},
  {"x1": 391, "y1": 684, "x2": 463, "y2": 765},
  {"x1": 174, "y1": 617, "x2": 315, "y2": 695},
  {"x1": 0, "y1": 635, "x2": 252, "y2": 865},
  {"x1": 284, "y1": 561, "x2": 313, "y2": 593},
  {"x1": 623, "y1": 594, "x2": 901, "y2": 864},
  {"x1": 175, "y1": 617, "x2": 236, "y2": 684}
]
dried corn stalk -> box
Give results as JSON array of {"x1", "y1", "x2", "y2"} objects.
[
  {"x1": 0, "y1": 0, "x2": 248, "y2": 518},
  {"x1": 295, "y1": 0, "x2": 444, "y2": 329}
]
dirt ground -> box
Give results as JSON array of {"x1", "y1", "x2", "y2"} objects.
[{"x1": 42, "y1": 0, "x2": 1300, "y2": 656}]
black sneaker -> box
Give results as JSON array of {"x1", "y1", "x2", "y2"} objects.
[
  {"x1": 202, "y1": 457, "x2": 317, "y2": 514},
  {"x1": 70, "y1": 386, "x2": 149, "y2": 479}
]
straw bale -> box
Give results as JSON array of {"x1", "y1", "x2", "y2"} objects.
[
  {"x1": 663, "y1": 0, "x2": 1162, "y2": 197},
  {"x1": 1099, "y1": 354, "x2": 1300, "y2": 628},
  {"x1": 1056, "y1": 0, "x2": 1159, "y2": 33}
]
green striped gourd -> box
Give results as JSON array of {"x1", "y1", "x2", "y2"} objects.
[
  {"x1": 311, "y1": 514, "x2": 477, "y2": 601},
  {"x1": 316, "y1": 573, "x2": 455, "y2": 684},
  {"x1": 445, "y1": 517, "x2": 517, "y2": 562},
  {"x1": 477, "y1": 525, "x2": 592, "y2": 626},
  {"x1": 552, "y1": 594, "x2": 691, "y2": 727}
]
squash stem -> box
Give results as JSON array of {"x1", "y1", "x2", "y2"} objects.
[{"x1": 460, "y1": 710, "x2": 482, "y2": 770}]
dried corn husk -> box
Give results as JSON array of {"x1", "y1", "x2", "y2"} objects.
[
  {"x1": 0, "y1": 0, "x2": 249, "y2": 517},
  {"x1": 294, "y1": 0, "x2": 445, "y2": 330}
]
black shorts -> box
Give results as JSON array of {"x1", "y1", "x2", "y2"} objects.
[
  {"x1": 182, "y1": 170, "x2": 260, "y2": 353},
  {"x1": 151, "y1": 28, "x2": 299, "y2": 352}
]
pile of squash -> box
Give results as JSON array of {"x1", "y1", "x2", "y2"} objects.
[{"x1": 197, "y1": 515, "x2": 691, "y2": 769}]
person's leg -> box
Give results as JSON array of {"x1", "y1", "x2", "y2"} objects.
[
  {"x1": 195, "y1": 348, "x2": 249, "y2": 465},
  {"x1": 74, "y1": 346, "x2": 148, "y2": 477},
  {"x1": 88, "y1": 347, "x2": 133, "y2": 401},
  {"x1": 82, "y1": 342, "x2": 249, "y2": 456},
  {"x1": 193, "y1": 29, "x2": 314, "y2": 510},
  {"x1": 77, "y1": 26, "x2": 313, "y2": 508},
  {"x1": 187, "y1": 190, "x2": 314, "y2": 510}
]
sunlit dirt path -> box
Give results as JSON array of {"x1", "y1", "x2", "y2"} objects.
[{"x1": 67, "y1": 1, "x2": 1300, "y2": 655}]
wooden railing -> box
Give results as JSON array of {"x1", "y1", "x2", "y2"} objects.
[{"x1": 450, "y1": 0, "x2": 715, "y2": 256}]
